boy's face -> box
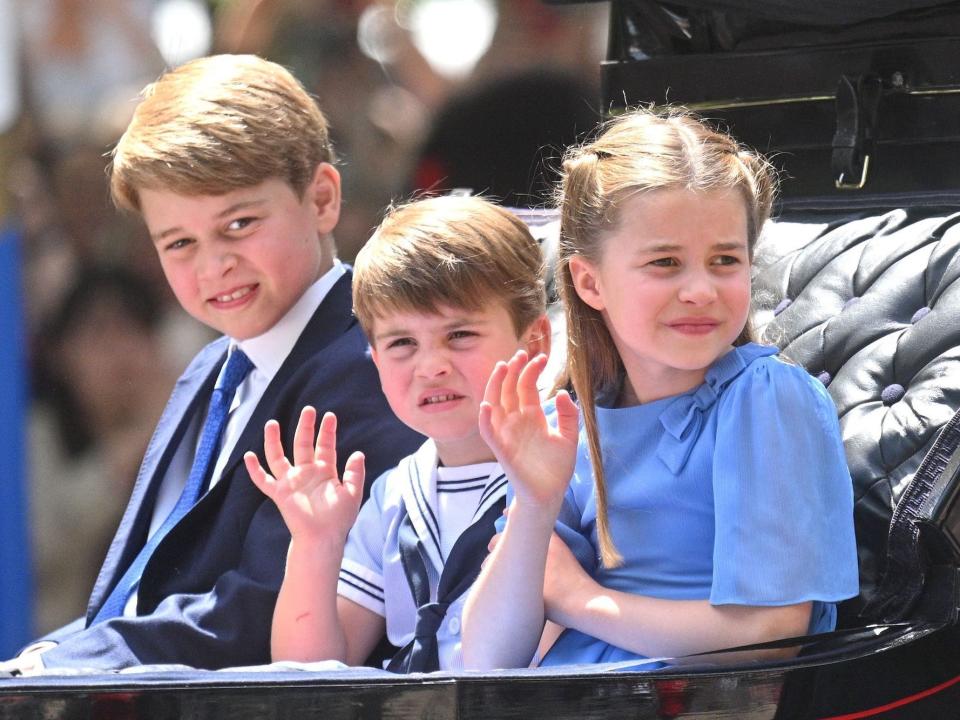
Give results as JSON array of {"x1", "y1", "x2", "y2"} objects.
[
  {"x1": 370, "y1": 302, "x2": 549, "y2": 467},
  {"x1": 139, "y1": 165, "x2": 340, "y2": 340}
]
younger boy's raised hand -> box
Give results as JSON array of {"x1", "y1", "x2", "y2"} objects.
[
  {"x1": 479, "y1": 351, "x2": 580, "y2": 512},
  {"x1": 244, "y1": 407, "x2": 365, "y2": 545}
]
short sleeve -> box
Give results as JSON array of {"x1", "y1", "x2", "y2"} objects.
[
  {"x1": 338, "y1": 469, "x2": 391, "y2": 616},
  {"x1": 555, "y1": 480, "x2": 599, "y2": 575},
  {"x1": 497, "y1": 477, "x2": 596, "y2": 575},
  {"x1": 710, "y1": 358, "x2": 859, "y2": 609}
]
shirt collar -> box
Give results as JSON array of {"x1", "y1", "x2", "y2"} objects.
[{"x1": 232, "y1": 260, "x2": 346, "y2": 381}]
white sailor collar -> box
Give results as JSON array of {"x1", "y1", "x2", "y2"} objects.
[{"x1": 399, "y1": 440, "x2": 508, "y2": 575}]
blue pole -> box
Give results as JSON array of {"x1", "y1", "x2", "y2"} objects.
[{"x1": 0, "y1": 223, "x2": 33, "y2": 655}]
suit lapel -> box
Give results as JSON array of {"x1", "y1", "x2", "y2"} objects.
[
  {"x1": 87, "y1": 339, "x2": 227, "y2": 619},
  {"x1": 90, "y1": 272, "x2": 357, "y2": 620},
  {"x1": 213, "y1": 272, "x2": 357, "y2": 487}
]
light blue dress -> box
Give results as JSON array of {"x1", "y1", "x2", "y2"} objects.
[{"x1": 540, "y1": 343, "x2": 860, "y2": 667}]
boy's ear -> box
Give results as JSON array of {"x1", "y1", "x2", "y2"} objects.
[
  {"x1": 568, "y1": 255, "x2": 605, "y2": 311},
  {"x1": 308, "y1": 163, "x2": 341, "y2": 235},
  {"x1": 521, "y1": 314, "x2": 552, "y2": 358}
]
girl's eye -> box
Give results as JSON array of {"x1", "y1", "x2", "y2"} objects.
[
  {"x1": 713, "y1": 255, "x2": 742, "y2": 266},
  {"x1": 649, "y1": 257, "x2": 679, "y2": 268}
]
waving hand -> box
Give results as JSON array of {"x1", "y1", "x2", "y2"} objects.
[
  {"x1": 244, "y1": 407, "x2": 365, "y2": 545},
  {"x1": 479, "y1": 351, "x2": 580, "y2": 511}
]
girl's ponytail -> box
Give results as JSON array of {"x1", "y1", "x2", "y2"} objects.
[{"x1": 556, "y1": 149, "x2": 625, "y2": 567}]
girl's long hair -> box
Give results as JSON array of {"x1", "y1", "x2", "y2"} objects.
[{"x1": 555, "y1": 107, "x2": 776, "y2": 567}]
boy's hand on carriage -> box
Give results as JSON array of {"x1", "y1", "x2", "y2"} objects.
[
  {"x1": 479, "y1": 351, "x2": 580, "y2": 511},
  {"x1": 245, "y1": 406, "x2": 365, "y2": 544}
]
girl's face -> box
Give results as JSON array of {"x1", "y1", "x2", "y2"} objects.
[{"x1": 569, "y1": 187, "x2": 752, "y2": 404}]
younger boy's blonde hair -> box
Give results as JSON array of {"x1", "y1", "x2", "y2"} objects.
[
  {"x1": 110, "y1": 54, "x2": 335, "y2": 212},
  {"x1": 353, "y1": 196, "x2": 545, "y2": 340}
]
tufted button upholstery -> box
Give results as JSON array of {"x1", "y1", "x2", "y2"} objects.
[{"x1": 752, "y1": 206, "x2": 960, "y2": 622}]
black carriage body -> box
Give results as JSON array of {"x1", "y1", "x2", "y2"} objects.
[{"x1": 5, "y1": 2, "x2": 960, "y2": 718}]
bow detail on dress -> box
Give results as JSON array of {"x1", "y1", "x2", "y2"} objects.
[
  {"x1": 656, "y1": 344, "x2": 778, "y2": 474},
  {"x1": 657, "y1": 382, "x2": 721, "y2": 474}
]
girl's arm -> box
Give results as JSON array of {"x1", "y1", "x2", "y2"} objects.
[
  {"x1": 244, "y1": 407, "x2": 375, "y2": 663},
  {"x1": 544, "y1": 530, "x2": 812, "y2": 661},
  {"x1": 462, "y1": 352, "x2": 581, "y2": 670}
]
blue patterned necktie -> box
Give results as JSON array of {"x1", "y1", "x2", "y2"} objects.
[{"x1": 92, "y1": 349, "x2": 254, "y2": 625}]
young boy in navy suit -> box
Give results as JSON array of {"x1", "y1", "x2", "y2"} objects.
[
  {"x1": 245, "y1": 195, "x2": 551, "y2": 671},
  {"x1": 3, "y1": 54, "x2": 421, "y2": 674}
]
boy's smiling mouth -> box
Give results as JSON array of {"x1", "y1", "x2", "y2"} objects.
[{"x1": 210, "y1": 284, "x2": 258, "y2": 307}]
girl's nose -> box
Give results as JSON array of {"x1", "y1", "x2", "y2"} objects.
[{"x1": 677, "y1": 271, "x2": 718, "y2": 305}]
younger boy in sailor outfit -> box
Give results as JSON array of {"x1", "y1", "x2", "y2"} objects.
[{"x1": 245, "y1": 195, "x2": 550, "y2": 672}]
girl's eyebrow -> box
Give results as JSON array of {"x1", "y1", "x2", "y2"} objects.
[{"x1": 637, "y1": 240, "x2": 747, "y2": 253}]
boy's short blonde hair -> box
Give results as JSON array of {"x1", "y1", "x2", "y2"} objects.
[
  {"x1": 353, "y1": 196, "x2": 545, "y2": 340},
  {"x1": 110, "y1": 54, "x2": 335, "y2": 212}
]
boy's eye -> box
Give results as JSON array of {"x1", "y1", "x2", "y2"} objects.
[
  {"x1": 386, "y1": 337, "x2": 415, "y2": 350},
  {"x1": 449, "y1": 330, "x2": 478, "y2": 341},
  {"x1": 164, "y1": 237, "x2": 193, "y2": 252},
  {"x1": 226, "y1": 217, "x2": 256, "y2": 232}
]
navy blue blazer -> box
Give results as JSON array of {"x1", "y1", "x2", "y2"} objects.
[{"x1": 38, "y1": 271, "x2": 423, "y2": 670}]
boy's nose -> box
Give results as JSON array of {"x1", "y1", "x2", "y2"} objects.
[
  {"x1": 197, "y1": 245, "x2": 238, "y2": 279},
  {"x1": 415, "y1": 350, "x2": 452, "y2": 378}
]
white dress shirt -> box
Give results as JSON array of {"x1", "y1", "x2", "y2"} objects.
[{"x1": 125, "y1": 261, "x2": 346, "y2": 616}]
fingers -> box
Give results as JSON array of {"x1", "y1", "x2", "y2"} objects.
[
  {"x1": 244, "y1": 451, "x2": 273, "y2": 496},
  {"x1": 517, "y1": 353, "x2": 547, "y2": 410},
  {"x1": 262, "y1": 419, "x2": 292, "y2": 479},
  {"x1": 483, "y1": 359, "x2": 509, "y2": 410},
  {"x1": 292, "y1": 406, "x2": 317, "y2": 467},
  {"x1": 315, "y1": 411, "x2": 339, "y2": 471},
  {"x1": 341, "y1": 451, "x2": 365, "y2": 502},
  {"x1": 499, "y1": 350, "x2": 528, "y2": 414},
  {"x1": 553, "y1": 390, "x2": 581, "y2": 441},
  {"x1": 487, "y1": 531, "x2": 502, "y2": 553}
]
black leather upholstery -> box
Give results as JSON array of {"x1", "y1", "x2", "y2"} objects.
[{"x1": 752, "y1": 206, "x2": 960, "y2": 622}]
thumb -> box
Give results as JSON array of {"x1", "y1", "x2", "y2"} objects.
[
  {"x1": 244, "y1": 452, "x2": 274, "y2": 497},
  {"x1": 342, "y1": 451, "x2": 366, "y2": 503}
]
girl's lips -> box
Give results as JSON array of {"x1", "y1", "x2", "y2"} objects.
[
  {"x1": 208, "y1": 284, "x2": 258, "y2": 309},
  {"x1": 667, "y1": 318, "x2": 720, "y2": 335}
]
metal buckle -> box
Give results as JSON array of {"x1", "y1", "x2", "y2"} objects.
[{"x1": 835, "y1": 154, "x2": 871, "y2": 190}]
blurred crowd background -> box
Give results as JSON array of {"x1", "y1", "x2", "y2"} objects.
[{"x1": 0, "y1": 0, "x2": 608, "y2": 642}]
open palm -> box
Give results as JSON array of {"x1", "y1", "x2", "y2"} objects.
[
  {"x1": 244, "y1": 407, "x2": 365, "y2": 544},
  {"x1": 479, "y1": 351, "x2": 580, "y2": 510}
]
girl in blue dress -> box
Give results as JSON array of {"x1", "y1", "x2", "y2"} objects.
[{"x1": 462, "y1": 108, "x2": 860, "y2": 670}]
